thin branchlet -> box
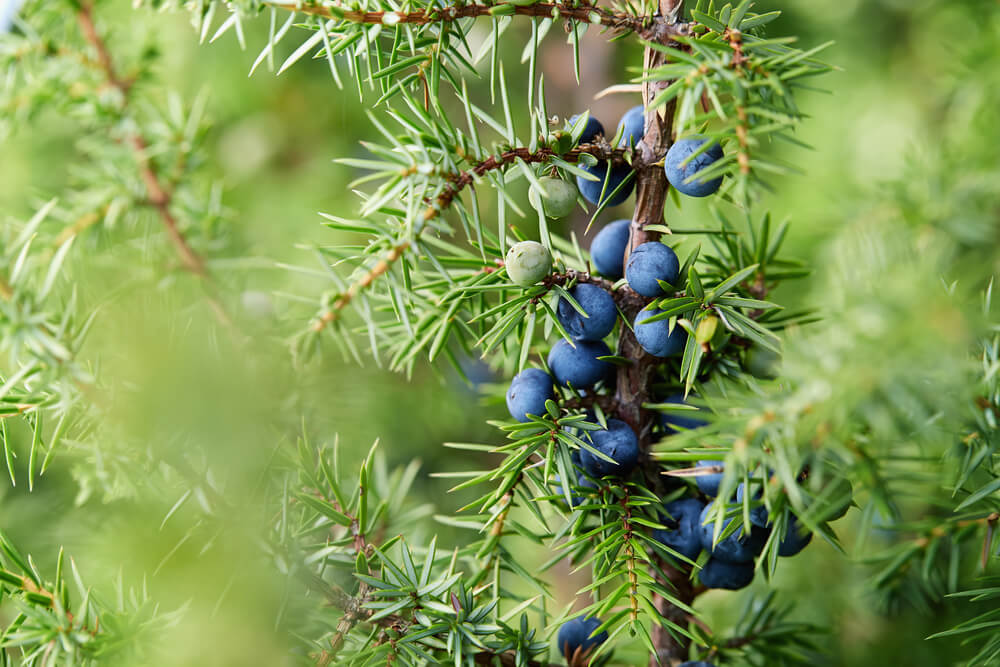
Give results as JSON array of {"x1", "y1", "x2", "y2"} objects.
[
  {"x1": 265, "y1": 0, "x2": 692, "y2": 39},
  {"x1": 311, "y1": 143, "x2": 626, "y2": 332},
  {"x1": 75, "y1": 2, "x2": 231, "y2": 325}
]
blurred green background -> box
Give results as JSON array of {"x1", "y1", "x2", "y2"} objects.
[{"x1": 1, "y1": 0, "x2": 996, "y2": 664}]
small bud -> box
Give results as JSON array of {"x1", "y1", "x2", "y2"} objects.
[
  {"x1": 488, "y1": 3, "x2": 516, "y2": 16},
  {"x1": 381, "y1": 11, "x2": 402, "y2": 25}
]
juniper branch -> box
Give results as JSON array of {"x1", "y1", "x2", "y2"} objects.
[
  {"x1": 75, "y1": 2, "x2": 230, "y2": 325},
  {"x1": 265, "y1": 0, "x2": 691, "y2": 39},
  {"x1": 311, "y1": 143, "x2": 627, "y2": 332}
]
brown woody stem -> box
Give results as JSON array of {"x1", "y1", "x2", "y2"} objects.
[
  {"x1": 312, "y1": 144, "x2": 625, "y2": 332},
  {"x1": 602, "y1": 0, "x2": 698, "y2": 663},
  {"x1": 267, "y1": 0, "x2": 691, "y2": 40},
  {"x1": 75, "y1": 3, "x2": 229, "y2": 326}
]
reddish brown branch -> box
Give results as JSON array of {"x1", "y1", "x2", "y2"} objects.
[
  {"x1": 270, "y1": 0, "x2": 691, "y2": 40},
  {"x1": 312, "y1": 144, "x2": 625, "y2": 332},
  {"x1": 75, "y1": 3, "x2": 227, "y2": 322}
]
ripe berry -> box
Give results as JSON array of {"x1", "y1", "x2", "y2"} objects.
[
  {"x1": 529, "y1": 176, "x2": 578, "y2": 219},
  {"x1": 505, "y1": 368, "x2": 554, "y2": 422},
  {"x1": 590, "y1": 219, "x2": 631, "y2": 280},
  {"x1": 694, "y1": 460, "x2": 724, "y2": 498},
  {"x1": 778, "y1": 515, "x2": 813, "y2": 557},
  {"x1": 658, "y1": 393, "x2": 707, "y2": 433},
  {"x1": 736, "y1": 482, "x2": 770, "y2": 528},
  {"x1": 617, "y1": 104, "x2": 645, "y2": 148},
  {"x1": 625, "y1": 242, "x2": 679, "y2": 297},
  {"x1": 576, "y1": 162, "x2": 634, "y2": 207},
  {"x1": 634, "y1": 309, "x2": 687, "y2": 357},
  {"x1": 556, "y1": 616, "x2": 608, "y2": 660},
  {"x1": 580, "y1": 419, "x2": 639, "y2": 477},
  {"x1": 569, "y1": 114, "x2": 605, "y2": 144},
  {"x1": 653, "y1": 497, "x2": 705, "y2": 561},
  {"x1": 679, "y1": 662, "x2": 718, "y2": 667},
  {"x1": 505, "y1": 241, "x2": 552, "y2": 287},
  {"x1": 554, "y1": 472, "x2": 598, "y2": 508},
  {"x1": 699, "y1": 504, "x2": 768, "y2": 564},
  {"x1": 664, "y1": 137, "x2": 724, "y2": 197},
  {"x1": 698, "y1": 557, "x2": 755, "y2": 590},
  {"x1": 557, "y1": 283, "x2": 617, "y2": 341},
  {"x1": 547, "y1": 338, "x2": 613, "y2": 389}
]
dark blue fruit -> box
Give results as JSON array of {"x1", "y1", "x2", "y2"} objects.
[
  {"x1": 569, "y1": 114, "x2": 605, "y2": 144},
  {"x1": 554, "y1": 473, "x2": 599, "y2": 508},
  {"x1": 580, "y1": 419, "x2": 639, "y2": 477},
  {"x1": 736, "y1": 482, "x2": 770, "y2": 528},
  {"x1": 653, "y1": 497, "x2": 705, "y2": 561},
  {"x1": 778, "y1": 515, "x2": 813, "y2": 557},
  {"x1": 634, "y1": 309, "x2": 687, "y2": 357},
  {"x1": 658, "y1": 394, "x2": 707, "y2": 433},
  {"x1": 590, "y1": 219, "x2": 631, "y2": 280},
  {"x1": 617, "y1": 105, "x2": 645, "y2": 147},
  {"x1": 556, "y1": 616, "x2": 608, "y2": 659},
  {"x1": 557, "y1": 283, "x2": 618, "y2": 341},
  {"x1": 678, "y1": 662, "x2": 717, "y2": 667},
  {"x1": 576, "y1": 162, "x2": 634, "y2": 207},
  {"x1": 548, "y1": 339, "x2": 613, "y2": 389},
  {"x1": 698, "y1": 557, "x2": 755, "y2": 590},
  {"x1": 699, "y1": 504, "x2": 768, "y2": 564},
  {"x1": 694, "y1": 460, "x2": 724, "y2": 497},
  {"x1": 505, "y1": 368, "x2": 554, "y2": 422},
  {"x1": 625, "y1": 242, "x2": 679, "y2": 297},
  {"x1": 664, "y1": 137, "x2": 724, "y2": 197}
]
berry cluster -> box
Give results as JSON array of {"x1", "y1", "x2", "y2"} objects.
[
  {"x1": 560, "y1": 107, "x2": 725, "y2": 210},
  {"x1": 503, "y1": 108, "x2": 851, "y2": 664}
]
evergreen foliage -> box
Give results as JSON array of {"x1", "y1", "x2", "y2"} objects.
[{"x1": 0, "y1": 0, "x2": 999, "y2": 665}]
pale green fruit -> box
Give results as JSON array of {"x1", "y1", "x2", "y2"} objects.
[
  {"x1": 529, "y1": 177, "x2": 578, "y2": 219},
  {"x1": 505, "y1": 241, "x2": 552, "y2": 286},
  {"x1": 745, "y1": 344, "x2": 781, "y2": 379}
]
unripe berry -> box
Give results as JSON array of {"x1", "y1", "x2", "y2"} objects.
[
  {"x1": 557, "y1": 283, "x2": 617, "y2": 341},
  {"x1": 547, "y1": 338, "x2": 613, "y2": 389},
  {"x1": 576, "y1": 162, "x2": 634, "y2": 207},
  {"x1": 653, "y1": 497, "x2": 705, "y2": 561},
  {"x1": 806, "y1": 477, "x2": 853, "y2": 521},
  {"x1": 698, "y1": 557, "x2": 755, "y2": 590},
  {"x1": 589, "y1": 219, "x2": 631, "y2": 280},
  {"x1": 580, "y1": 419, "x2": 639, "y2": 477},
  {"x1": 505, "y1": 241, "x2": 552, "y2": 286},
  {"x1": 556, "y1": 616, "x2": 608, "y2": 659},
  {"x1": 568, "y1": 113, "x2": 605, "y2": 144},
  {"x1": 625, "y1": 242, "x2": 679, "y2": 297},
  {"x1": 617, "y1": 104, "x2": 645, "y2": 148},
  {"x1": 634, "y1": 309, "x2": 687, "y2": 357},
  {"x1": 505, "y1": 368, "x2": 554, "y2": 422},
  {"x1": 664, "y1": 137, "x2": 724, "y2": 197},
  {"x1": 746, "y1": 344, "x2": 781, "y2": 379},
  {"x1": 529, "y1": 176, "x2": 578, "y2": 219}
]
